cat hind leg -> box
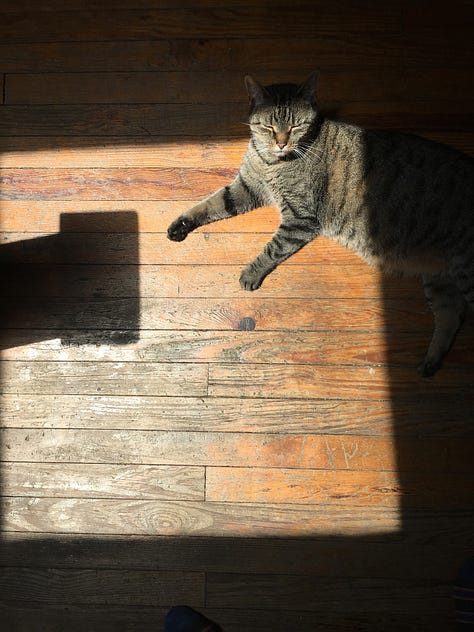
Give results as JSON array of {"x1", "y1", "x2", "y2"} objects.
[{"x1": 418, "y1": 273, "x2": 467, "y2": 377}]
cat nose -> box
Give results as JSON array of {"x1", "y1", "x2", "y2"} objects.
[{"x1": 277, "y1": 142, "x2": 287, "y2": 150}]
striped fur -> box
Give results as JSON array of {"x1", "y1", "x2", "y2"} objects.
[{"x1": 168, "y1": 72, "x2": 474, "y2": 375}]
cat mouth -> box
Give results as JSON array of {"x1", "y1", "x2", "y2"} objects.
[{"x1": 275, "y1": 147, "x2": 294, "y2": 159}]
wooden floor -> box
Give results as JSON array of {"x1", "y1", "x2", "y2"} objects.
[{"x1": 0, "y1": 1, "x2": 473, "y2": 630}]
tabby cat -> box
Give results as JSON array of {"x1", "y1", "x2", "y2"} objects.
[{"x1": 167, "y1": 71, "x2": 474, "y2": 376}]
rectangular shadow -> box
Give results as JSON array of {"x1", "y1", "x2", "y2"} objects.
[{"x1": 0, "y1": 211, "x2": 140, "y2": 349}]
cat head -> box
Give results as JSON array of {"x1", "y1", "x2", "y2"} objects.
[{"x1": 244, "y1": 70, "x2": 320, "y2": 161}]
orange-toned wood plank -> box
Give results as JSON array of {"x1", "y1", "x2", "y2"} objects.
[
  {"x1": 0, "y1": 137, "x2": 248, "y2": 168},
  {"x1": 205, "y1": 466, "x2": 472, "y2": 507},
  {"x1": 4, "y1": 393, "x2": 471, "y2": 437},
  {"x1": 0, "y1": 232, "x2": 386, "y2": 266},
  {"x1": 1, "y1": 263, "x2": 422, "y2": 299},
  {"x1": 1, "y1": 296, "x2": 431, "y2": 332},
  {"x1": 2, "y1": 132, "x2": 473, "y2": 170},
  {"x1": 0, "y1": 200, "x2": 279, "y2": 233},
  {"x1": 4, "y1": 328, "x2": 473, "y2": 369},
  {"x1": 208, "y1": 363, "x2": 473, "y2": 399},
  {"x1": 0, "y1": 7, "x2": 400, "y2": 44},
  {"x1": 0, "y1": 167, "x2": 237, "y2": 200},
  {"x1": 0, "y1": 361, "x2": 207, "y2": 396},
  {"x1": 1, "y1": 463, "x2": 204, "y2": 500}
]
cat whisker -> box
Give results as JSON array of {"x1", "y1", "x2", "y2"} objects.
[{"x1": 297, "y1": 144, "x2": 323, "y2": 162}]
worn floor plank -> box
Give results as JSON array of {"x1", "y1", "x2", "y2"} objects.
[
  {"x1": 0, "y1": 497, "x2": 406, "y2": 537},
  {"x1": 8, "y1": 329, "x2": 471, "y2": 367},
  {"x1": 208, "y1": 363, "x2": 473, "y2": 399},
  {"x1": 1, "y1": 532, "x2": 466, "y2": 579},
  {"x1": 0, "y1": 603, "x2": 451, "y2": 632},
  {"x1": 0, "y1": 360, "x2": 208, "y2": 396},
  {"x1": 0, "y1": 463, "x2": 205, "y2": 500},
  {"x1": 2, "y1": 102, "x2": 474, "y2": 137},
  {"x1": 0, "y1": 7, "x2": 401, "y2": 44},
  {"x1": 3, "y1": 393, "x2": 471, "y2": 436},
  {"x1": 1, "y1": 263, "x2": 419, "y2": 299},
  {"x1": 0, "y1": 35, "x2": 404, "y2": 73},
  {"x1": 1, "y1": 297, "x2": 431, "y2": 331},
  {"x1": 0, "y1": 567, "x2": 205, "y2": 606}
]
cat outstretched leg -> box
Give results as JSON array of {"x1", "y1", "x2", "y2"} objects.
[
  {"x1": 240, "y1": 217, "x2": 319, "y2": 290},
  {"x1": 419, "y1": 273, "x2": 467, "y2": 376},
  {"x1": 167, "y1": 174, "x2": 262, "y2": 242}
]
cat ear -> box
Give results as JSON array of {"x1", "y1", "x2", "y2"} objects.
[
  {"x1": 297, "y1": 69, "x2": 320, "y2": 106},
  {"x1": 244, "y1": 75, "x2": 269, "y2": 109}
]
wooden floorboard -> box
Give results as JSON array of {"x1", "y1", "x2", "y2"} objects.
[{"x1": 1, "y1": 1, "x2": 473, "y2": 630}]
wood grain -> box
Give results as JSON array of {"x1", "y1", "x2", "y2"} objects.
[
  {"x1": 1, "y1": 463, "x2": 204, "y2": 500},
  {"x1": 1, "y1": 297, "x2": 433, "y2": 332},
  {"x1": 5, "y1": 69, "x2": 407, "y2": 105},
  {"x1": 0, "y1": 603, "x2": 451, "y2": 632},
  {"x1": 0, "y1": 232, "x2": 363, "y2": 265},
  {"x1": 0, "y1": 137, "x2": 248, "y2": 168},
  {"x1": 1, "y1": 2, "x2": 473, "y2": 630},
  {"x1": 0, "y1": 7, "x2": 401, "y2": 44},
  {"x1": 0, "y1": 360, "x2": 207, "y2": 396},
  {"x1": 206, "y1": 466, "x2": 472, "y2": 507},
  {"x1": 0, "y1": 429, "x2": 400, "y2": 469},
  {"x1": 0, "y1": 36, "x2": 404, "y2": 73},
  {"x1": 206, "y1": 572, "x2": 450, "y2": 613},
  {"x1": 0, "y1": 200, "x2": 279, "y2": 233},
  {"x1": 1, "y1": 429, "x2": 472, "y2": 473},
  {"x1": 208, "y1": 363, "x2": 473, "y2": 400},
  {"x1": 3, "y1": 393, "x2": 472, "y2": 436},
  {"x1": 8, "y1": 328, "x2": 468, "y2": 367},
  {"x1": 0, "y1": 167, "x2": 237, "y2": 200},
  {"x1": 1, "y1": 133, "x2": 473, "y2": 172},
  {"x1": 0, "y1": 264, "x2": 421, "y2": 299},
  {"x1": 0, "y1": 497, "x2": 405, "y2": 537},
  {"x1": 1, "y1": 532, "x2": 465, "y2": 579},
  {"x1": 1, "y1": 101, "x2": 474, "y2": 138},
  {"x1": 9, "y1": 68, "x2": 474, "y2": 106},
  {"x1": 0, "y1": 567, "x2": 204, "y2": 606}
]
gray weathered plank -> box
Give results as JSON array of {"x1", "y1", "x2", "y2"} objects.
[
  {"x1": 0, "y1": 463, "x2": 204, "y2": 500},
  {"x1": 0, "y1": 361, "x2": 207, "y2": 396}
]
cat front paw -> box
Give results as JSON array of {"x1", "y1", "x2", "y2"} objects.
[
  {"x1": 167, "y1": 216, "x2": 195, "y2": 242},
  {"x1": 240, "y1": 265, "x2": 264, "y2": 291}
]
